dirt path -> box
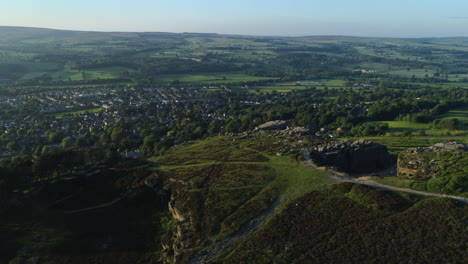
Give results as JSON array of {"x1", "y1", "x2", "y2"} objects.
[
  {"x1": 63, "y1": 191, "x2": 129, "y2": 214},
  {"x1": 301, "y1": 149, "x2": 468, "y2": 203},
  {"x1": 188, "y1": 199, "x2": 282, "y2": 264}
]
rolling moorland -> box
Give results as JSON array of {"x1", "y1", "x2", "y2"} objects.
[{"x1": 0, "y1": 27, "x2": 467, "y2": 263}]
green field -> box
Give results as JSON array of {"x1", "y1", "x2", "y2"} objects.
[
  {"x1": 384, "y1": 121, "x2": 430, "y2": 132},
  {"x1": 247, "y1": 79, "x2": 354, "y2": 93},
  {"x1": 352, "y1": 135, "x2": 468, "y2": 156},
  {"x1": 437, "y1": 106, "x2": 468, "y2": 130},
  {"x1": 248, "y1": 85, "x2": 307, "y2": 93},
  {"x1": 51, "y1": 107, "x2": 103, "y2": 118},
  {"x1": 155, "y1": 73, "x2": 277, "y2": 85},
  {"x1": 366, "y1": 105, "x2": 468, "y2": 138},
  {"x1": 3, "y1": 27, "x2": 468, "y2": 91}
]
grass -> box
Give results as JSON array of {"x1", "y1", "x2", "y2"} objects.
[
  {"x1": 267, "y1": 155, "x2": 332, "y2": 203},
  {"x1": 51, "y1": 69, "x2": 122, "y2": 81},
  {"x1": 350, "y1": 135, "x2": 468, "y2": 155},
  {"x1": 155, "y1": 73, "x2": 277, "y2": 85},
  {"x1": 247, "y1": 79, "x2": 354, "y2": 93},
  {"x1": 51, "y1": 107, "x2": 103, "y2": 118},
  {"x1": 437, "y1": 106, "x2": 468, "y2": 130},
  {"x1": 366, "y1": 105, "x2": 468, "y2": 141},
  {"x1": 150, "y1": 135, "x2": 332, "y2": 238},
  {"x1": 386, "y1": 68, "x2": 436, "y2": 78},
  {"x1": 247, "y1": 85, "x2": 307, "y2": 93},
  {"x1": 384, "y1": 121, "x2": 429, "y2": 132}
]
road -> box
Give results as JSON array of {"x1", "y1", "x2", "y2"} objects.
[{"x1": 301, "y1": 149, "x2": 468, "y2": 203}]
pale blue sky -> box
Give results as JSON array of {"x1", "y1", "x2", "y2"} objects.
[{"x1": 1, "y1": 0, "x2": 468, "y2": 37}]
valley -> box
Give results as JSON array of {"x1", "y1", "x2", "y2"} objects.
[{"x1": 0, "y1": 27, "x2": 467, "y2": 264}]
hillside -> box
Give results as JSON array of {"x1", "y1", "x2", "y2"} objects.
[
  {"x1": 218, "y1": 185, "x2": 467, "y2": 264},
  {"x1": 1, "y1": 134, "x2": 467, "y2": 263}
]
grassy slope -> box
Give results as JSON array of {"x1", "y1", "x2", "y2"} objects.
[
  {"x1": 149, "y1": 134, "x2": 467, "y2": 263},
  {"x1": 150, "y1": 135, "x2": 331, "y2": 240}
]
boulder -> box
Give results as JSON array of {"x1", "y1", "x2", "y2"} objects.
[{"x1": 310, "y1": 140, "x2": 392, "y2": 173}]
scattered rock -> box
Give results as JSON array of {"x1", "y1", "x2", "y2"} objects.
[{"x1": 397, "y1": 142, "x2": 468, "y2": 179}]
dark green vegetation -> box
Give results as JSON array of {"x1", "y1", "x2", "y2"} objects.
[
  {"x1": 1, "y1": 135, "x2": 467, "y2": 263},
  {"x1": 0, "y1": 157, "x2": 168, "y2": 264},
  {"x1": 218, "y1": 184, "x2": 467, "y2": 264},
  {"x1": 397, "y1": 146, "x2": 468, "y2": 197},
  {"x1": 0, "y1": 135, "x2": 330, "y2": 263},
  {"x1": 1, "y1": 84, "x2": 466, "y2": 160}
]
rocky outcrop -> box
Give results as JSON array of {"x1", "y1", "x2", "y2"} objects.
[
  {"x1": 397, "y1": 142, "x2": 468, "y2": 180},
  {"x1": 433, "y1": 142, "x2": 467, "y2": 151},
  {"x1": 255, "y1": 120, "x2": 290, "y2": 131},
  {"x1": 160, "y1": 181, "x2": 203, "y2": 264},
  {"x1": 144, "y1": 173, "x2": 195, "y2": 264},
  {"x1": 310, "y1": 140, "x2": 392, "y2": 173}
]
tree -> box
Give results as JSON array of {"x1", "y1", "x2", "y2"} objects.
[
  {"x1": 75, "y1": 134, "x2": 90, "y2": 147},
  {"x1": 439, "y1": 118, "x2": 458, "y2": 130},
  {"x1": 61, "y1": 137, "x2": 75, "y2": 148},
  {"x1": 47, "y1": 130, "x2": 64, "y2": 144},
  {"x1": 141, "y1": 135, "x2": 156, "y2": 155},
  {"x1": 225, "y1": 119, "x2": 241, "y2": 133},
  {"x1": 6, "y1": 141, "x2": 20, "y2": 153}
]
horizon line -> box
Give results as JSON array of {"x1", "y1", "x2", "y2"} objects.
[{"x1": 1, "y1": 25, "x2": 468, "y2": 39}]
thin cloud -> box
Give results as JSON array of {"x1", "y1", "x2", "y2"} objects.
[{"x1": 447, "y1": 16, "x2": 468, "y2": 19}]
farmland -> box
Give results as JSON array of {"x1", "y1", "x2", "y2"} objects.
[
  {"x1": 365, "y1": 105, "x2": 468, "y2": 138},
  {"x1": 1, "y1": 27, "x2": 468, "y2": 91}
]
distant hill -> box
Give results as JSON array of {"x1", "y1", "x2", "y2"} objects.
[{"x1": 1, "y1": 26, "x2": 468, "y2": 89}]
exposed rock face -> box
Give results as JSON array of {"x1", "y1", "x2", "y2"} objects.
[
  {"x1": 255, "y1": 120, "x2": 290, "y2": 131},
  {"x1": 310, "y1": 140, "x2": 392, "y2": 173},
  {"x1": 160, "y1": 181, "x2": 202, "y2": 264},
  {"x1": 397, "y1": 142, "x2": 468, "y2": 179},
  {"x1": 144, "y1": 173, "x2": 195, "y2": 264},
  {"x1": 397, "y1": 147, "x2": 432, "y2": 179},
  {"x1": 433, "y1": 142, "x2": 467, "y2": 151}
]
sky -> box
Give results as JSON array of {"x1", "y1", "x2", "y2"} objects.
[{"x1": 1, "y1": 0, "x2": 468, "y2": 37}]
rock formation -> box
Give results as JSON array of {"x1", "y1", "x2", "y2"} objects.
[
  {"x1": 310, "y1": 140, "x2": 392, "y2": 173},
  {"x1": 255, "y1": 120, "x2": 290, "y2": 131},
  {"x1": 397, "y1": 142, "x2": 468, "y2": 179}
]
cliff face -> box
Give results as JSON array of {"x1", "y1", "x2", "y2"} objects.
[
  {"x1": 159, "y1": 181, "x2": 203, "y2": 264},
  {"x1": 310, "y1": 140, "x2": 392, "y2": 173}
]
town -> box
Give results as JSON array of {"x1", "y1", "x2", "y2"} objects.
[{"x1": 0, "y1": 86, "x2": 289, "y2": 158}]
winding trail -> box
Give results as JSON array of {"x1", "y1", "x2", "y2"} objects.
[
  {"x1": 63, "y1": 191, "x2": 129, "y2": 214},
  {"x1": 188, "y1": 200, "x2": 282, "y2": 264},
  {"x1": 301, "y1": 149, "x2": 468, "y2": 203}
]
